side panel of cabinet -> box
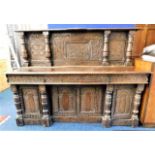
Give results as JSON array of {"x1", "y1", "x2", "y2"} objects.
[{"x1": 111, "y1": 85, "x2": 136, "y2": 120}]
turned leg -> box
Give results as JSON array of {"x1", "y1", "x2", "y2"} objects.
[
  {"x1": 102, "y1": 31, "x2": 111, "y2": 65},
  {"x1": 125, "y1": 31, "x2": 135, "y2": 66},
  {"x1": 102, "y1": 85, "x2": 114, "y2": 127},
  {"x1": 39, "y1": 85, "x2": 51, "y2": 127},
  {"x1": 11, "y1": 85, "x2": 24, "y2": 126},
  {"x1": 132, "y1": 84, "x2": 145, "y2": 127}
]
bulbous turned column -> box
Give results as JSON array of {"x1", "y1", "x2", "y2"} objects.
[
  {"x1": 102, "y1": 85, "x2": 114, "y2": 127},
  {"x1": 125, "y1": 31, "x2": 135, "y2": 66},
  {"x1": 131, "y1": 84, "x2": 145, "y2": 127},
  {"x1": 43, "y1": 31, "x2": 52, "y2": 66},
  {"x1": 18, "y1": 32, "x2": 29, "y2": 67},
  {"x1": 102, "y1": 30, "x2": 111, "y2": 65},
  {"x1": 11, "y1": 85, "x2": 24, "y2": 126},
  {"x1": 39, "y1": 85, "x2": 51, "y2": 127}
]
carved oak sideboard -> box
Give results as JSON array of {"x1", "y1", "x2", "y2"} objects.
[{"x1": 6, "y1": 28, "x2": 152, "y2": 127}]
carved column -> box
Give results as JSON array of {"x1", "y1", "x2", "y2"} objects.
[
  {"x1": 102, "y1": 85, "x2": 114, "y2": 127},
  {"x1": 11, "y1": 85, "x2": 24, "y2": 126},
  {"x1": 131, "y1": 84, "x2": 145, "y2": 127},
  {"x1": 39, "y1": 85, "x2": 51, "y2": 127},
  {"x1": 43, "y1": 31, "x2": 51, "y2": 66},
  {"x1": 125, "y1": 31, "x2": 135, "y2": 66},
  {"x1": 18, "y1": 32, "x2": 29, "y2": 67},
  {"x1": 102, "y1": 30, "x2": 111, "y2": 65}
]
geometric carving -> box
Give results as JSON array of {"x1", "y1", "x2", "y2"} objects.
[
  {"x1": 52, "y1": 33, "x2": 104, "y2": 65},
  {"x1": 21, "y1": 86, "x2": 40, "y2": 114},
  {"x1": 111, "y1": 85, "x2": 135, "y2": 119},
  {"x1": 79, "y1": 86, "x2": 102, "y2": 115},
  {"x1": 109, "y1": 32, "x2": 128, "y2": 65},
  {"x1": 52, "y1": 86, "x2": 77, "y2": 115},
  {"x1": 27, "y1": 33, "x2": 51, "y2": 66}
]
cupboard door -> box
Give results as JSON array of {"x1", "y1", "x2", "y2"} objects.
[
  {"x1": 111, "y1": 85, "x2": 135, "y2": 119},
  {"x1": 21, "y1": 86, "x2": 41, "y2": 115},
  {"x1": 79, "y1": 86, "x2": 103, "y2": 115},
  {"x1": 52, "y1": 86, "x2": 77, "y2": 116}
]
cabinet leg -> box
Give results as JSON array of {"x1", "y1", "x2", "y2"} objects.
[
  {"x1": 11, "y1": 85, "x2": 24, "y2": 126},
  {"x1": 102, "y1": 85, "x2": 114, "y2": 128},
  {"x1": 39, "y1": 85, "x2": 52, "y2": 127},
  {"x1": 131, "y1": 84, "x2": 145, "y2": 127}
]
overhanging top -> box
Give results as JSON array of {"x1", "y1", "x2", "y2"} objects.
[{"x1": 16, "y1": 28, "x2": 139, "y2": 32}]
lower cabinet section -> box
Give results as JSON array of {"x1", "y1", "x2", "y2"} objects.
[
  {"x1": 11, "y1": 84, "x2": 145, "y2": 127},
  {"x1": 51, "y1": 86, "x2": 104, "y2": 122}
]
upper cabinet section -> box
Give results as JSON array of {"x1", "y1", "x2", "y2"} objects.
[{"x1": 17, "y1": 29, "x2": 136, "y2": 67}]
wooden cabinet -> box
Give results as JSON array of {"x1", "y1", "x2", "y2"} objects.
[{"x1": 7, "y1": 28, "x2": 152, "y2": 127}]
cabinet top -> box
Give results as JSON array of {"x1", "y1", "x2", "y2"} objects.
[
  {"x1": 7, "y1": 66, "x2": 152, "y2": 75},
  {"x1": 16, "y1": 28, "x2": 138, "y2": 32}
]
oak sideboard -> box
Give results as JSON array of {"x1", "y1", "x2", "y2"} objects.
[{"x1": 6, "y1": 28, "x2": 152, "y2": 127}]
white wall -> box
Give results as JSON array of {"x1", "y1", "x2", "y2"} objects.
[{"x1": 0, "y1": 24, "x2": 10, "y2": 60}]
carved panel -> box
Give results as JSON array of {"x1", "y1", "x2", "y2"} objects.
[
  {"x1": 111, "y1": 85, "x2": 136, "y2": 119},
  {"x1": 79, "y1": 86, "x2": 102, "y2": 115},
  {"x1": 52, "y1": 33, "x2": 104, "y2": 65},
  {"x1": 21, "y1": 86, "x2": 41, "y2": 114},
  {"x1": 109, "y1": 32, "x2": 128, "y2": 64},
  {"x1": 26, "y1": 33, "x2": 51, "y2": 66},
  {"x1": 52, "y1": 86, "x2": 77, "y2": 115}
]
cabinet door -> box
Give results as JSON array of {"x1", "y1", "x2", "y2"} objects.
[
  {"x1": 52, "y1": 86, "x2": 77, "y2": 116},
  {"x1": 111, "y1": 85, "x2": 135, "y2": 119},
  {"x1": 79, "y1": 86, "x2": 103, "y2": 116},
  {"x1": 21, "y1": 86, "x2": 41, "y2": 115}
]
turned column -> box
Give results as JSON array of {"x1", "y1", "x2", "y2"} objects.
[
  {"x1": 11, "y1": 85, "x2": 24, "y2": 126},
  {"x1": 102, "y1": 30, "x2": 111, "y2": 65},
  {"x1": 132, "y1": 84, "x2": 145, "y2": 127},
  {"x1": 39, "y1": 85, "x2": 51, "y2": 127},
  {"x1": 18, "y1": 32, "x2": 29, "y2": 67},
  {"x1": 125, "y1": 31, "x2": 135, "y2": 66},
  {"x1": 43, "y1": 31, "x2": 52, "y2": 66},
  {"x1": 102, "y1": 85, "x2": 114, "y2": 127}
]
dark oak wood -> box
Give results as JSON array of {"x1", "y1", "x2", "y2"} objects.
[{"x1": 7, "y1": 28, "x2": 152, "y2": 127}]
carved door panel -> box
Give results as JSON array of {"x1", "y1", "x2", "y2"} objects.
[
  {"x1": 52, "y1": 86, "x2": 77, "y2": 116},
  {"x1": 109, "y1": 32, "x2": 128, "y2": 65},
  {"x1": 20, "y1": 86, "x2": 41, "y2": 115},
  {"x1": 111, "y1": 85, "x2": 136, "y2": 119},
  {"x1": 79, "y1": 86, "x2": 103, "y2": 115},
  {"x1": 26, "y1": 32, "x2": 50, "y2": 66},
  {"x1": 51, "y1": 32, "x2": 104, "y2": 65}
]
